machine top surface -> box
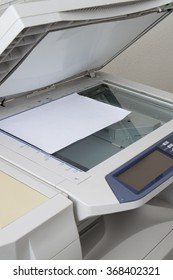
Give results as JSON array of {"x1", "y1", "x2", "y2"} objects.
[{"x1": 0, "y1": 1, "x2": 173, "y2": 220}]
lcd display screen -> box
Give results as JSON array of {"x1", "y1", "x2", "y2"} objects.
[{"x1": 117, "y1": 150, "x2": 173, "y2": 192}]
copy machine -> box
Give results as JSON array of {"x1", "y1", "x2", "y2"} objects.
[{"x1": 0, "y1": 0, "x2": 173, "y2": 260}]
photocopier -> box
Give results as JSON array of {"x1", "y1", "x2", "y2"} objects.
[{"x1": 0, "y1": 0, "x2": 173, "y2": 260}]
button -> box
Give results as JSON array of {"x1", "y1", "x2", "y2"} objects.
[
  {"x1": 162, "y1": 141, "x2": 169, "y2": 146},
  {"x1": 168, "y1": 143, "x2": 173, "y2": 149}
]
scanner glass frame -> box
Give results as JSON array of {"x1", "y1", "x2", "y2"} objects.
[{"x1": 0, "y1": 82, "x2": 173, "y2": 172}]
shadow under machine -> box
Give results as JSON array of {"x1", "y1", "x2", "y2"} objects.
[{"x1": 0, "y1": 0, "x2": 173, "y2": 259}]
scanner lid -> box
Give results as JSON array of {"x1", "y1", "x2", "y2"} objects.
[{"x1": 0, "y1": 0, "x2": 173, "y2": 98}]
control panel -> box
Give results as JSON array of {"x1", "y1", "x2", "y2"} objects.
[{"x1": 106, "y1": 133, "x2": 173, "y2": 203}]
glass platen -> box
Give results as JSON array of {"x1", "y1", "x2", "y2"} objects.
[{"x1": 52, "y1": 84, "x2": 171, "y2": 171}]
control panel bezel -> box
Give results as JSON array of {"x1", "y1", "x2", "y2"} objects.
[{"x1": 106, "y1": 133, "x2": 173, "y2": 203}]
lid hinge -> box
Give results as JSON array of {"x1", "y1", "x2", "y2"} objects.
[
  {"x1": 87, "y1": 71, "x2": 96, "y2": 78},
  {"x1": 158, "y1": 3, "x2": 173, "y2": 13},
  {"x1": 0, "y1": 98, "x2": 5, "y2": 107}
]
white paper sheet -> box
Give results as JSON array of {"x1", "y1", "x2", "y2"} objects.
[{"x1": 0, "y1": 93, "x2": 131, "y2": 154}]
